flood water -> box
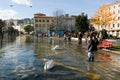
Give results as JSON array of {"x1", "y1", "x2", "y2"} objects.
[{"x1": 0, "y1": 35, "x2": 120, "y2": 80}]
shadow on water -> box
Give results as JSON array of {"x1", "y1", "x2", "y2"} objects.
[{"x1": 37, "y1": 65, "x2": 91, "y2": 80}]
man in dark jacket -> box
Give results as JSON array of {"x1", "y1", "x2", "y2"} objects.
[
  {"x1": 77, "y1": 32, "x2": 83, "y2": 45},
  {"x1": 87, "y1": 35, "x2": 98, "y2": 62}
]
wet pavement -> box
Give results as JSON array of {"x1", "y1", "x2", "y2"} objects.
[{"x1": 0, "y1": 35, "x2": 120, "y2": 80}]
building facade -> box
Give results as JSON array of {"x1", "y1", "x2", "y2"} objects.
[
  {"x1": 5, "y1": 18, "x2": 33, "y2": 33},
  {"x1": 34, "y1": 13, "x2": 75, "y2": 36},
  {"x1": 94, "y1": 1, "x2": 120, "y2": 37},
  {"x1": 61, "y1": 15, "x2": 75, "y2": 31},
  {"x1": 34, "y1": 13, "x2": 54, "y2": 35}
]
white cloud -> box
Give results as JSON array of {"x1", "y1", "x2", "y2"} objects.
[
  {"x1": 12, "y1": 0, "x2": 32, "y2": 6},
  {"x1": 0, "y1": 9, "x2": 17, "y2": 20}
]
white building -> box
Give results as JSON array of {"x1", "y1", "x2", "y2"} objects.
[
  {"x1": 94, "y1": 1, "x2": 120, "y2": 37},
  {"x1": 5, "y1": 18, "x2": 33, "y2": 33}
]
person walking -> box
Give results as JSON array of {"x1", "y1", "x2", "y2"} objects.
[
  {"x1": 77, "y1": 32, "x2": 83, "y2": 45},
  {"x1": 87, "y1": 34, "x2": 99, "y2": 62},
  {"x1": 63, "y1": 33, "x2": 67, "y2": 41},
  {"x1": 67, "y1": 32, "x2": 71, "y2": 42},
  {"x1": 84, "y1": 31, "x2": 89, "y2": 44}
]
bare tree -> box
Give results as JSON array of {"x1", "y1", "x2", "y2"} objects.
[{"x1": 53, "y1": 9, "x2": 65, "y2": 30}]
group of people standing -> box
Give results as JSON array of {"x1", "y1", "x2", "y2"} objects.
[
  {"x1": 63, "y1": 31, "x2": 100, "y2": 62},
  {"x1": 64, "y1": 32, "x2": 71, "y2": 42}
]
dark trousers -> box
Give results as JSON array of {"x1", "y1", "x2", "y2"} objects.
[
  {"x1": 88, "y1": 52, "x2": 94, "y2": 62},
  {"x1": 89, "y1": 56, "x2": 94, "y2": 62}
]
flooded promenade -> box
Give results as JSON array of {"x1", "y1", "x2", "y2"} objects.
[{"x1": 0, "y1": 35, "x2": 120, "y2": 80}]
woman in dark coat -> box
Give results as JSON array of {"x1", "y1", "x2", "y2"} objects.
[{"x1": 87, "y1": 35, "x2": 99, "y2": 62}]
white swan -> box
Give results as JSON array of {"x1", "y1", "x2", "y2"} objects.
[
  {"x1": 44, "y1": 59, "x2": 54, "y2": 70},
  {"x1": 52, "y1": 45, "x2": 61, "y2": 50}
]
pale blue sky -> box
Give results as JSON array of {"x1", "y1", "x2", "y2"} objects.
[{"x1": 0, "y1": 0, "x2": 116, "y2": 19}]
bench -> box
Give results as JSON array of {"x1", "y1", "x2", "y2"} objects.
[{"x1": 97, "y1": 40, "x2": 113, "y2": 49}]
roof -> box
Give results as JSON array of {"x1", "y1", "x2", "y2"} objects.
[
  {"x1": 34, "y1": 16, "x2": 54, "y2": 18},
  {"x1": 106, "y1": 1, "x2": 120, "y2": 6}
]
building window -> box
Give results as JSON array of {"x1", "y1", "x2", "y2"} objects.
[
  {"x1": 118, "y1": 10, "x2": 120, "y2": 13},
  {"x1": 39, "y1": 20, "x2": 41, "y2": 22},
  {"x1": 39, "y1": 24, "x2": 41, "y2": 27},
  {"x1": 114, "y1": 6, "x2": 116, "y2": 8},
  {"x1": 52, "y1": 20, "x2": 54, "y2": 22},
  {"x1": 119, "y1": 5, "x2": 120, "y2": 7},
  {"x1": 118, "y1": 23, "x2": 120, "y2": 27},
  {"x1": 43, "y1": 20, "x2": 45, "y2": 22},
  {"x1": 113, "y1": 24, "x2": 115, "y2": 27},
  {"x1": 35, "y1": 24, "x2": 38, "y2": 27},
  {"x1": 41, "y1": 24, "x2": 45, "y2": 27},
  {"x1": 113, "y1": 11, "x2": 115, "y2": 14},
  {"x1": 118, "y1": 17, "x2": 120, "y2": 20},
  {"x1": 47, "y1": 20, "x2": 49, "y2": 22},
  {"x1": 35, "y1": 20, "x2": 38, "y2": 22},
  {"x1": 43, "y1": 24, "x2": 45, "y2": 27}
]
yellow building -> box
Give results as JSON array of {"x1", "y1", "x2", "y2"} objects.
[
  {"x1": 34, "y1": 13, "x2": 76, "y2": 36},
  {"x1": 34, "y1": 13, "x2": 54, "y2": 35}
]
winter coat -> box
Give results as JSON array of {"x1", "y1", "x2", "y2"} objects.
[{"x1": 88, "y1": 39, "x2": 98, "y2": 52}]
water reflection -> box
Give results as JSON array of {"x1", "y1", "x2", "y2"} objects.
[
  {"x1": 0, "y1": 35, "x2": 38, "y2": 80},
  {"x1": 0, "y1": 36, "x2": 119, "y2": 80},
  {"x1": 0, "y1": 36, "x2": 16, "y2": 48}
]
